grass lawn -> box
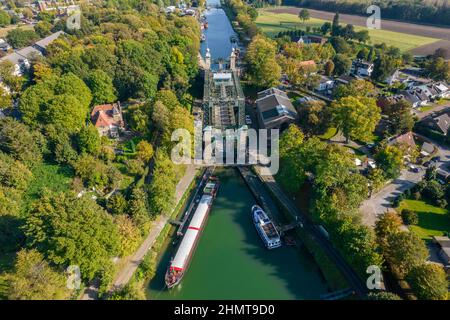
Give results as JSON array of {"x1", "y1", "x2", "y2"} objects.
[
  {"x1": 418, "y1": 105, "x2": 435, "y2": 112},
  {"x1": 256, "y1": 9, "x2": 440, "y2": 52},
  {"x1": 317, "y1": 127, "x2": 337, "y2": 140},
  {"x1": 0, "y1": 24, "x2": 34, "y2": 38},
  {"x1": 399, "y1": 199, "x2": 450, "y2": 241},
  {"x1": 22, "y1": 163, "x2": 73, "y2": 212}
]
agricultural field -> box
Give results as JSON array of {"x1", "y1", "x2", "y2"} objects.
[{"x1": 256, "y1": 9, "x2": 441, "y2": 52}]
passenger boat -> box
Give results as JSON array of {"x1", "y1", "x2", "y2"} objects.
[
  {"x1": 165, "y1": 176, "x2": 219, "y2": 289},
  {"x1": 252, "y1": 205, "x2": 281, "y2": 249}
]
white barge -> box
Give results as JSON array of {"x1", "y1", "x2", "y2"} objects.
[
  {"x1": 252, "y1": 205, "x2": 281, "y2": 249},
  {"x1": 165, "y1": 177, "x2": 219, "y2": 289}
]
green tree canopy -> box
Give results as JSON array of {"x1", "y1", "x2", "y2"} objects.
[
  {"x1": 330, "y1": 96, "x2": 381, "y2": 142},
  {"x1": 7, "y1": 249, "x2": 70, "y2": 300},
  {"x1": 24, "y1": 192, "x2": 121, "y2": 281}
]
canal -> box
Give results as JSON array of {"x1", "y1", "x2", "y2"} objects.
[
  {"x1": 147, "y1": 169, "x2": 328, "y2": 299},
  {"x1": 146, "y1": 0, "x2": 329, "y2": 299}
]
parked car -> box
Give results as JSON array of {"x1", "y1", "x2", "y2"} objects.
[
  {"x1": 408, "y1": 165, "x2": 421, "y2": 173},
  {"x1": 431, "y1": 156, "x2": 441, "y2": 162},
  {"x1": 245, "y1": 115, "x2": 252, "y2": 125}
]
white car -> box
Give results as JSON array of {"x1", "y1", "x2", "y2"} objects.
[{"x1": 245, "y1": 115, "x2": 252, "y2": 125}]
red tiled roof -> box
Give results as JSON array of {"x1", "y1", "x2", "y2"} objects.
[
  {"x1": 91, "y1": 103, "x2": 123, "y2": 128},
  {"x1": 298, "y1": 60, "x2": 316, "y2": 67}
]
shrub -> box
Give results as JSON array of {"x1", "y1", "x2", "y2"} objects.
[
  {"x1": 401, "y1": 209, "x2": 418, "y2": 225},
  {"x1": 437, "y1": 199, "x2": 448, "y2": 209}
]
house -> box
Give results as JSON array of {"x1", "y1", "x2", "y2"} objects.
[
  {"x1": 0, "y1": 52, "x2": 30, "y2": 76},
  {"x1": 432, "y1": 113, "x2": 450, "y2": 135},
  {"x1": 32, "y1": 31, "x2": 65, "y2": 54},
  {"x1": 91, "y1": 102, "x2": 125, "y2": 138},
  {"x1": 400, "y1": 88, "x2": 429, "y2": 108},
  {"x1": 351, "y1": 59, "x2": 374, "y2": 77},
  {"x1": 0, "y1": 31, "x2": 64, "y2": 77},
  {"x1": 0, "y1": 39, "x2": 11, "y2": 52},
  {"x1": 420, "y1": 141, "x2": 435, "y2": 157},
  {"x1": 334, "y1": 75, "x2": 355, "y2": 86},
  {"x1": 388, "y1": 131, "x2": 417, "y2": 155},
  {"x1": 316, "y1": 75, "x2": 334, "y2": 92},
  {"x1": 256, "y1": 88, "x2": 298, "y2": 130},
  {"x1": 298, "y1": 60, "x2": 317, "y2": 70},
  {"x1": 432, "y1": 236, "x2": 450, "y2": 271},
  {"x1": 293, "y1": 35, "x2": 327, "y2": 45}
]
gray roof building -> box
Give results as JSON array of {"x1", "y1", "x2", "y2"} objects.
[{"x1": 256, "y1": 88, "x2": 297, "y2": 130}]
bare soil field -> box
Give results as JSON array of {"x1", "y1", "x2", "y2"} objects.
[{"x1": 265, "y1": 7, "x2": 450, "y2": 56}]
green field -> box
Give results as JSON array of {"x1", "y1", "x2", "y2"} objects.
[
  {"x1": 256, "y1": 10, "x2": 440, "y2": 52},
  {"x1": 399, "y1": 199, "x2": 450, "y2": 241}
]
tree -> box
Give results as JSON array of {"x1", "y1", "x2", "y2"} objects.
[
  {"x1": 375, "y1": 145, "x2": 403, "y2": 179},
  {"x1": 128, "y1": 187, "x2": 151, "y2": 234},
  {"x1": 407, "y1": 263, "x2": 448, "y2": 300},
  {"x1": 426, "y1": 56, "x2": 450, "y2": 82},
  {"x1": 354, "y1": 30, "x2": 369, "y2": 43},
  {"x1": 375, "y1": 210, "x2": 402, "y2": 248},
  {"x1": 382, "y1": 99, "x2": 414, "y2": 134},
  {"x1": 0, "y1": 152, "x2": 33, "y2": 191},
  {"x1": 20, "y1": 73, "x2": 92, "y2": 134},
  {"x1": 86, "y1": 69, "x2": 117, "y2": 105},
  {"x1": 72, "y1": 154, "x2": 121, "y2": 191},
  {"x1": 333, "y1": 79, "x2": 375, "y2": 99},
  {"x1": 24, "y1": 192, "x2": 121, "y2": 281},
  {"x1": 76, "y1": 124, "x2": 101, "y2": 155},
  {"x1": 372, "y1": 54, "x2": 401, "y2": 82},
  {"x1": 297, "y1": 100, "x2": 329, "y2": 135},
  {"x1": 34, "y1": 21, "x2": 52, "y2": 37},
  {"x1": 332, "y1": 53, "x2": 352, "y2": 75},
  {"x1": 107, "y1": 192, "x2": 127, "y2": 215},
  {"x1": 357, "y1": 48, "x2": 369, "y2": 60},
  {"x1": 329, "y1": 37, "x2": 350, "y2": 54},
  {"x1": 147, "y1": 151, "x2": 177, "y2": 215},
  {"x1": 0, "y1": 117, "x2": 45, "y2": 167},
  {"x1": 385, "y1": 231, "x2": 428, "y2": 276},
  {"x1": 114, "y1": 214, "x2": 141, "y2": 257},
  {"x1": 7, "y1": 249, "x2": 69, "y2": 300},
  {"x1": 136, "y1": 140, "x2": 154, "y2": 163},
  {"x1": 6, "y1": 28, "x2": 38, "y2": 49},
  {"x1": 331, "y1": 12, "x2": 340, "y2": 36},
  {"x1": 324, "y1": 60, "x2": 334, "y2": 76},
  {"x1": 330, "y1": 96, "x2": 381, "y2": 142},
  {"x1": 0, "y1": 10, "x2": 11, "y2": 27},
  {"x1": 108, "y1": 282, "x2": 145, "y2": 300},
  {"x1": 298, "y1": 9, "x2": 310, "y2": 23},
  {"x1": 320, "y1": 22, "x2": 331, "y2": 35},
  {"x1": 245, "y1": 35, "x2": 281, "y2": 88},
  {"x1": 367, "y1": 168, "x2": 386, "y2": 192}
]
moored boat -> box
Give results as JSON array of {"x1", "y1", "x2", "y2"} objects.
[
  {"x1": 165, "y1": 176, "x2": 219, "y2": 289},
  {"x1": 252, "y1": 205, "x2": 281, "y2": 249}
]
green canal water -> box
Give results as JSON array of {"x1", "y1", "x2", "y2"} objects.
[{"x1": 147, "y1": 169, "x2": 329, "y2": 299}]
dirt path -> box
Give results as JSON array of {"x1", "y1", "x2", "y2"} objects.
[
  {"x1": 265, "y1": 7, "x2": 450, "y2": 41},
  {"x1": 80, "y1": 164, "x2": 199, "y2": 300}
]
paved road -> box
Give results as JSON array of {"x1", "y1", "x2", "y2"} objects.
[
  {"x1": 413, "y1": 104, "x2": 450, "y2": 120},
  {"x1": 81, "y1": 164, "x2": 199, "y2": 300},
  {"x1": 254, "y1": 166, "x2": 368, "y2": 298},
  {"x1": 360, "y1": 169, "x2": 424, "y2": 226},
  {"x1": 360, "y1": 132, "x2": 450, "y2": 227}
]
